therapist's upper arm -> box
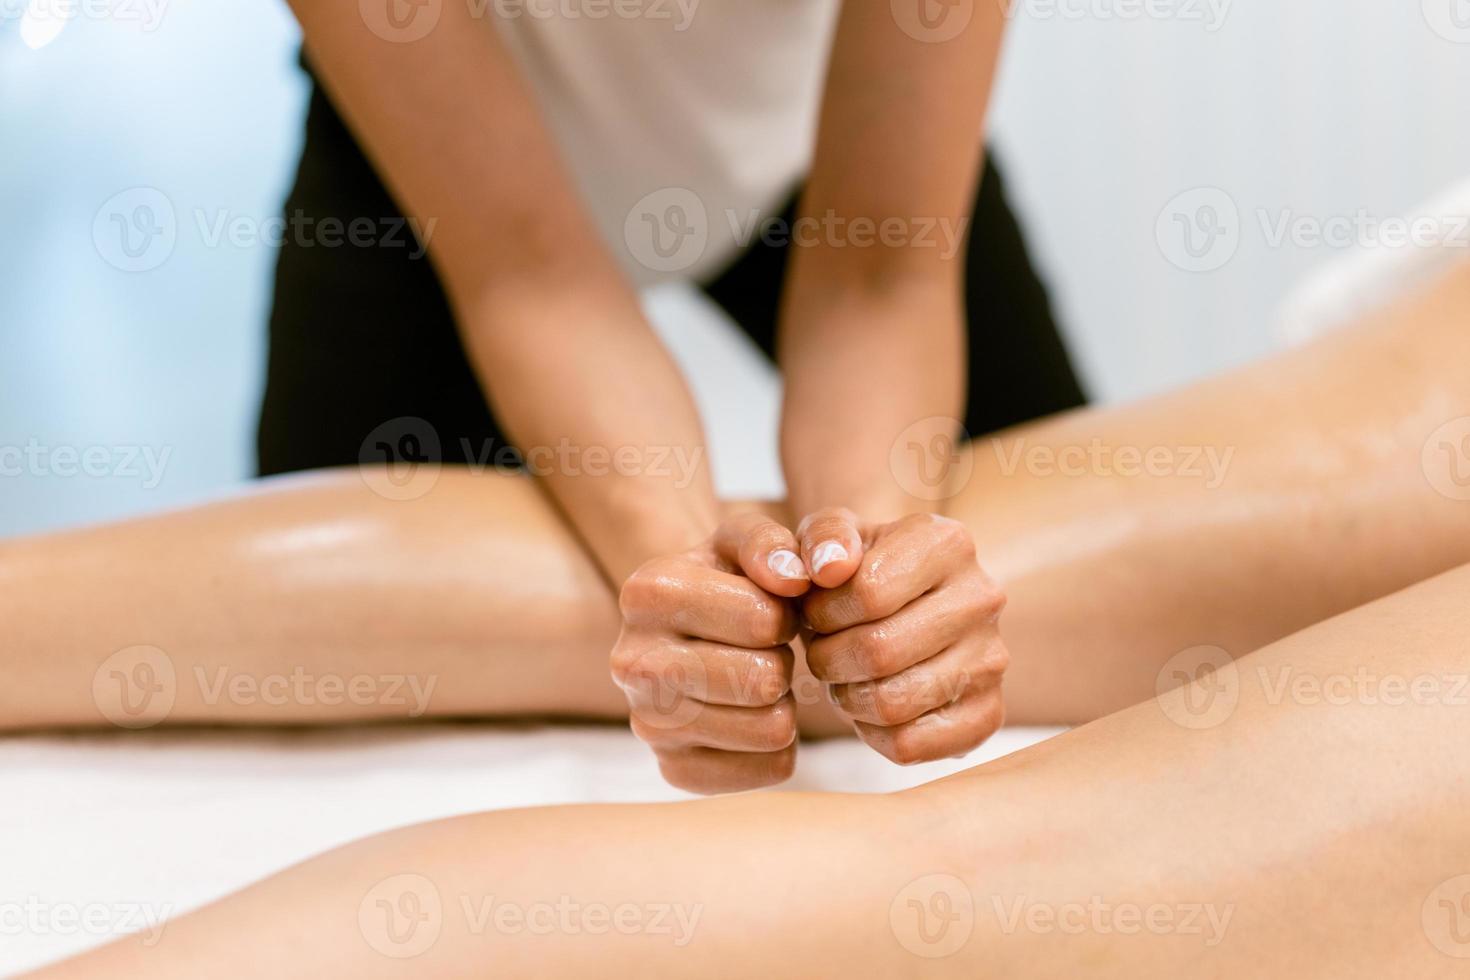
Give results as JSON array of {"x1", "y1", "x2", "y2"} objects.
[{"x1": 285, "y1": 2, "x2": 618, "y2": 310}]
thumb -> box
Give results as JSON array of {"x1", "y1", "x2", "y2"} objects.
[
  {"x1": 797, "y1": 507, "x2": 864, "y2": 589},
  {"x1": 713, "y1": 513, "x2": 811, "y2": 598}
]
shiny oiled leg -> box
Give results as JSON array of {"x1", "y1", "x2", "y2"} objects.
[
  {"x1": 0, "y1": 470, "x2": 628, "y2": 729},
  {"x1": 4, "y1": 262, "x2": 1469, "y2": 732},
  {"x1": 33, "y1": 563, "x2": 1470, "y2": 978},
  {"x1": 970, "y1": 259, "x2": 1470, "y2": 723}
]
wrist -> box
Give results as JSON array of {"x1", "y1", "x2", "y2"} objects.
[{"x1": 596, "y1": 493, "x2": 721, "y2": 587}]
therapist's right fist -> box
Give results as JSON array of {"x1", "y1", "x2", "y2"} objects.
[{"x1": 612, "y1": 513, "x2": 811, "y2": 795}]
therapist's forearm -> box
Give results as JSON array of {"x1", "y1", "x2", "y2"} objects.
[
  {"x1": 780, "y1": 275, "x2": 966, "y2": 520},
  {"x1": 777, "y1": 0, "x2": 1000, "y2": 521},
  {"x1": 289, "y1": 2, "x2": 718, "y2": 584},
  {"x1": 458, "y1": 273, "x2": 720, "y2": 585}
]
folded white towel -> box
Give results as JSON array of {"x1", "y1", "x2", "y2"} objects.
[{"x1": 1276, "y1": 177, "x2": 1470, "y2": 345}]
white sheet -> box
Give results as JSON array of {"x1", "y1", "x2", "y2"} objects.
[{"x1": 1, "y1": 722, "x2": 1063, "y2": 974}]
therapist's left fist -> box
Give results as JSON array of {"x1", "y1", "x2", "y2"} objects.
[{"x1": 800, "y1": 509, "x2": 1009, "y2": 765}]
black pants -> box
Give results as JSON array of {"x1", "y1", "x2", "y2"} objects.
[{"x1": 257, "y1": 77, "x2": 1087, "y2": 476}]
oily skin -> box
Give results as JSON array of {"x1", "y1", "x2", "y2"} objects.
[
  {"x1": 33, "y1": 563, "x2": 1470, "y2": 979},
  {"x1": 613, "y1": 514, "x2": 808, "y2": 794},
  {"x1": 800, "y1": 510, "x2": 1009, "y2": 767},
  {"x1": 613, "y1": 510, "x2": 1010, "y2": 793},
  {"x1": 4, "y1": 264, "x2": 1470, "y2": 785}
]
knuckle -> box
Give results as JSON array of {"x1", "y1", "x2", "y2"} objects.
[
  {"x1": 957, "y1": 571, "x2": 1006, "y2": 621},
  {"x1": 618, "y1": 560, "x2": 676, "y2": 619},
  {"x1": 805, "y1": 635, "x2": 840, "y2": 681},
  {"x1": 898, "y1": 512, "x2": 932, "y2": 534},
  {"x1": 976, "y1": 576, "x2": 1007, "y2": 616},
  {"x1": 966, "y1": 635, "x2": 1010, "y2": 680},
  {"x1": 608, "y1": 643, "x2": 639, "y2": 686},
  {"x1": 848, "y1": 567, "x2": 887, "y2": 618},
  {"x1": 629, "y1": 714, "x2": 682, "y2": 748},
  {"x1": 749, "y1": 702, "x2": 798, "y2": 752},
  {"x1": 872, "y1": 680, "x2": 918, "y2": 726},
  {"x1": 853, "y1": 625, "x2": 900, "y2": 679},
  {"x1": 763, "y1": 745, "x2": 797, "y2": 784},
  {"x1": 941, "y1": 666, "x2": 977, "y2": 702},
  {"x1": 888, "y1": 728, "x2": 930, "y2": 766},
  {"x1": 801, "y1": 593, "x2": 840, "y2": 635},
  {"x1": 981, "y1": 695, "x2": 1007, "y2": 737},
  {"x1": 935, "y1": 514, "x2": 974, "y2": 553},
  {"x1": 743, "y1": 597, "x2": 790, "y2": 647},
  {"x1": 986, "y1": 638, "x2": 1012, "y2": 677},
  {"x1": 609, "y1": 636, "x2": 667, "y2": 689},
  {"x1": 743, "y1": 653, "x2": 791, "y2": 706},
  {"x1": 956, "y1": 697, "x2": 1005, "y2": 757},
  {"x1": 655, "y1": 756, "x2": 711, "y2": 795}
]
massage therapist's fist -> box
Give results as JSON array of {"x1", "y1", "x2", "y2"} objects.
[
  {"x1": 798, "y1": 508, "x2": 1009, "y2": 766},
  {"x1": 612, "y1": 514, "x2": 812, "y2": 795}
]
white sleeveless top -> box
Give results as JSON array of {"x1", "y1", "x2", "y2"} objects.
[{"x1": 490, "y1": 0, "x2": 841, "y2": 285}]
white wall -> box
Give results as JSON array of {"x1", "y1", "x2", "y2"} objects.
[
  {"x1": 2, "y1": 0, "x2": 1467, "y2": 532},
  {"x1": 988, "y1": 0, "x2": 1470, "y2": 395}
]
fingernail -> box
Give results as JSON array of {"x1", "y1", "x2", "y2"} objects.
[
  {"x1": 767, "y1": 549, "x2": 808, "y2": 580},
  {"x1": 809, "y1": 541, "x2": 849, "y2": 576}
]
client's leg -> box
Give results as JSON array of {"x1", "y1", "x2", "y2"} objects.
[
  {"x1": 4, "y1": 264, "x2": 1470, "y2": 733},
  {"x1": 32, "y1": 564, "x2": 1470, "y2": 978},
  {"x1": 0, "y1": 470, "x2": 626, "y2": 729},
  {"x1": 974, "y1": 258, "x2": 1470, "y2": 723}
]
